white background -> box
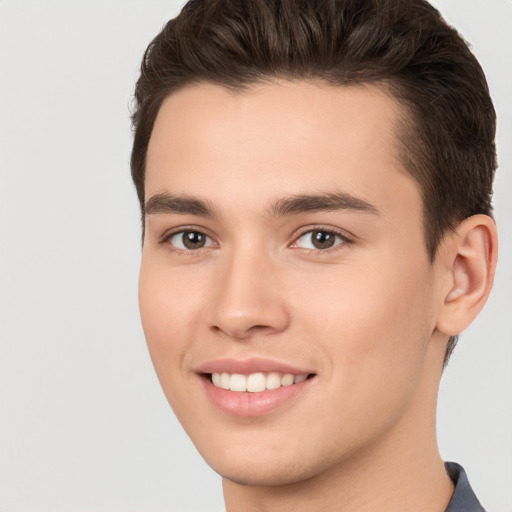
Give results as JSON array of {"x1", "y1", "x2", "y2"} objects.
[{"x1": 0, "y1": 1, "x2": 510, "y2": 511}]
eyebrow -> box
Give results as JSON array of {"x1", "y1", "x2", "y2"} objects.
[
  {"x1": 268, "y1": 192, "x2": 379, "y2": 217},
  {"x1": 144, "y1": 191, "x2": 379, "y2": 218},
  {"x1": 145, "y1": 193, "x2": 218, "y2": 217}
]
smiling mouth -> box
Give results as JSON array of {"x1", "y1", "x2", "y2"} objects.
[{"x1": 209, "y1": 371, "x2": 313, "y2": 393}]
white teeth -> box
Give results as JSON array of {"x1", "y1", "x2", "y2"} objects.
[
  {"x1": 220, "y1": 372, "x2": 230, "y2": 390},
  {"x1": 266, "y1": 372, "x2": 281, "y2": 390},
  {"x1": 210, "y1": 371, "x2": 310, "y2": 392},
  {"x1": 281, "y1": 373, "x2": 294, "y2": 386},
  {"x1": 229, "y1": 373, "x2": 247, "y2": 392},
  {"x1": 247, "y1": 372, "x2": 266, "y2": 392},
  {"x1": 212, "y1": 372, "x2": 221, "y2": 387},
  {"x1": 294, "y1": 373, "x2": 308, "y2": 384}
]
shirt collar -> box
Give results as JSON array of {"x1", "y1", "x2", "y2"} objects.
[{"x1": 444, "y1": 462, "x2": 486, "y2": 512}]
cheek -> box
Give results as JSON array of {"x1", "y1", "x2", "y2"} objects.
[
  {"x1": 139, "y1": 258, "x2": 203, "y2": 336},
  {"x1": 295, "y1": 257, "x2": 434, "y2": 394},
  {"x1": 138, "y1": 261, "x2": 202, "y2": 393}
]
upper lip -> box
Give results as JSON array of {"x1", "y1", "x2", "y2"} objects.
[{"x1": 195, "y1": 357, "x2": 315, "y2": 375}]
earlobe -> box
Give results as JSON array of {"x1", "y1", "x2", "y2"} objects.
[{"x1": 436, "y1": 214, "x2": 498, "y2": 337}]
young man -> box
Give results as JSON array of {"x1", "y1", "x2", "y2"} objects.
[{"x1": 130, "y1": 1, "x2": 498, "y2": 510}]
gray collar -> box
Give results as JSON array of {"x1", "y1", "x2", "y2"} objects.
[{"x1": 445, "y1": 462, "x2": 486, "y2": 512}]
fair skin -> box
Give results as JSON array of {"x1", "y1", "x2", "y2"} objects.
[{"x1": 139, "y1": 81, "x2": 497, "y2": 512}]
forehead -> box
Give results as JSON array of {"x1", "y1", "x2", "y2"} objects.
[{"x1": 145, "y1": 81, "x2": 420, "y2": 223}]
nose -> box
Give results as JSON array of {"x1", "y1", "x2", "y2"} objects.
[{"x1": 206, "y1": 249, "x2": 290, "y2": 340}]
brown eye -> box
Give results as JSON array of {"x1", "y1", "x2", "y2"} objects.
[
  {"x1": 310, "y1": 230, "x2": 336, "y2": 249},
  {"x1": 168, "y1": 230, "x2": 214, "y2": 250},
  {"x1": 293, "y1": 229, "x2": 346, "y2": 251}
]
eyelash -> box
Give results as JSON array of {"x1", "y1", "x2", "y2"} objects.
[
  {"x1": 159, "y1": 226, "x2": 353, "y2": 255},
  {"x1": 291, "y1": 226, "x2": 353, "y2": 254},
  {"x1": 159, "y1": 226, "x2": 217, "y2": 254}
]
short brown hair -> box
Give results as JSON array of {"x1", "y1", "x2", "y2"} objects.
[{"x1": 130, "y1": 0, "x2": 497, "y2": 362}]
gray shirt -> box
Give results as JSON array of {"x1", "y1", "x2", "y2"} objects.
[{"x1": 445, "y1": 462, "x2": 486, "y2": 512}]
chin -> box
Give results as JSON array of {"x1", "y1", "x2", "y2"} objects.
[
  {"x1": 196, "y1": 437, "x2": 336, "y2": 488},
  {"x1": 213, "y1": 458, "x2": 316, "y2": 488}
]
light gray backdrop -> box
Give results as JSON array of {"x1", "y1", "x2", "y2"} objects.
[{"x1": 0, "y1": 1, "x2": 510, "y2": 511}]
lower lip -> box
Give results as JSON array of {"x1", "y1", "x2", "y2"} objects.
[{"x1": 201, "y1": 376, "x2": 314, "y2": 417}]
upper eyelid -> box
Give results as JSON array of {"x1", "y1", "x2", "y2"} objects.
[
  {"x1": 160, "y1": 229, "x2": 218, "y2": 254},
  {"x1": 157, "y1": 225, "x2": 353, "y2": 248},
  {"x1": 288, "y1": 228, "x2": 354, "y2": 256},
  {"x1": 159, "y1": 225, "x2": 216, "y2": 244},
  {"x1": 291, "y1": 226, "x2": 354, "y2": 243}
]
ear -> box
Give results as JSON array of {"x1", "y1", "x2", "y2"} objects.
[{"x1": 436, "y1": 214, "x2": 498, "y2": 337}]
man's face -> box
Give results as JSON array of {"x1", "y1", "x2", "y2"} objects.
[{"x1": 139, "y1": 81, "x2": 445, "y2": 486}]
